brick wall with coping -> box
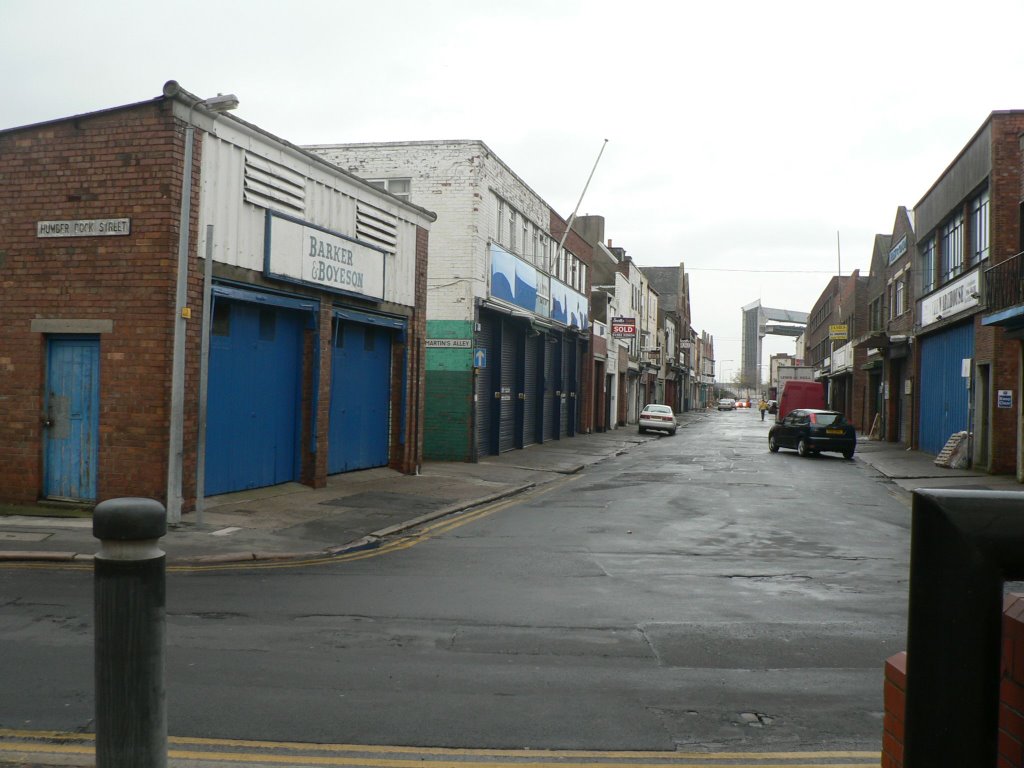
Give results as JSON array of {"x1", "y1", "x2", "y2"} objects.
[{"x1": 883, "y1": 594, "x2": 1024, "y2": 766}]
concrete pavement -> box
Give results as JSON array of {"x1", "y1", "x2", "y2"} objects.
[{"x1": 1, "y1": 409, "x2": 1020, "y2": 566}]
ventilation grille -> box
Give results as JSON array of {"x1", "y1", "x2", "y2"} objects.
[
  {"x1": 356, "y1": 201, "x2": 398, "y2": 254},
  {"x1": 243, "y1": 152, "x2": 305, "y2": 214}
]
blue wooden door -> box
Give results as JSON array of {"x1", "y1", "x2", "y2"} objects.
[
  {"x1": 205, "y1": 301, "x2": 303, "y2": 495},
  {"x1": 44, "y1": 337, "x2": 100, "y2": 501},
  {"x1": 328, "y1": 322, "x2": 392, "y2": 473},
  {"x1": 918, "y1": 323, "x2": 974, "y2": 455}
]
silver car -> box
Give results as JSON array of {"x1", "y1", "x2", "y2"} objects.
[
  {"x1": 717, "y1": 398, "x2": 736, "y2": 411},
  {"x1": 638, "y1": 404, "x2": 677, "y2": 435}
]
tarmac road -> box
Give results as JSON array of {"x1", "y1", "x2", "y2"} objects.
[{"x1": 1, "y1": 408, "x2": 1019, "y2": 766}]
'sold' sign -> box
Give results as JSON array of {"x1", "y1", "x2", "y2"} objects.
[{"x1": 611, "y1": 316, "x2": 637, "y2": 338}]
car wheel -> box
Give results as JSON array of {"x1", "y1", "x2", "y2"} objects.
[
  {"x1": 768, "y1": 434, "x2": 779, "y2": 453},
  {"x1": 797, "y1": 438, "x2": 811, "y2": 457},
  {"x1": 638, "y1": 427, "x2": 645, "y2": 434},
  {"x1": 843, "y1": 448, "x2": 855, "y2": 460},
  {"x1": 669, "y1": 428, "x2": 677, "y2": 436}
]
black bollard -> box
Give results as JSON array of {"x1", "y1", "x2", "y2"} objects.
[{"x1": 93, "y1": 498, "x2": 168, "y2": 768}]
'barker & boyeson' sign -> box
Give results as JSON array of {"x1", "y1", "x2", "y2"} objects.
[{"x1": 265, "y1": 212, "x2": 385, "y2": 300}]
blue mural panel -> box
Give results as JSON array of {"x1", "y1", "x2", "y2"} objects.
[
  {"x1": 549, "y1": 279, "x2": 589, "y2": 329},
  {"x1": 489, "y1": 244, "x2": 539, "y2": 313}
]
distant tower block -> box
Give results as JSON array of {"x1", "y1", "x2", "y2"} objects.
[{"x1": 741, "y1": 300, "x2": 808, "y2": 387}]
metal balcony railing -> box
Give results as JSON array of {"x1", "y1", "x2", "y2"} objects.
[{"x1": 984, "y1": 251, "x2": 1024, "y2": 313}]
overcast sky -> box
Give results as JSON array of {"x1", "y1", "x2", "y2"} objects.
[{"x1": 6, "y1": 0, "x2": 1024, "y2": 382}]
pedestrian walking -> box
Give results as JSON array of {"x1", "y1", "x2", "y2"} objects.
[{"x1": 758, "y1": 397, "x2": 768, "y2": 421}]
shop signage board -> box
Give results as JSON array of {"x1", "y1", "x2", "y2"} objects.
[
  {"x1": 265, "y1": 211, "x2": 385, "y2": 300},
  {"x1": 921, "y1": 268, "x2": 980, "y2": 326},
  {"x1": 829, "y1": 324, "x2": 849, "y2": 340}
]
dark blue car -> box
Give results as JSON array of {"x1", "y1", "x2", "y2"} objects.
[{"x1": 768, "y1": 408, "x2": 856, "y2": 459}]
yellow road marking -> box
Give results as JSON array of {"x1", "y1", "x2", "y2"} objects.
[{"x1": 0, "y1": 729, "x2": 880, "y2": 766}]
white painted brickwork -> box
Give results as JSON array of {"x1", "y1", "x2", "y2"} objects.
[{"x1": 305, "y1": 140, "x2": 556, "y2": 324}]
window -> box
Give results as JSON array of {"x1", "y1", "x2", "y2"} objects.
[
  {"x1": 940, "y1": 213, "x2": 964, "y2": 283},
  {"x1": 522, "y1": 219, "x2": 528, "y2": 257},
  {"x1": 509, "y1": 209, "x2": 517, "y2": 252},
  {"x1": 894, "y1": 279, "x2": 905, "y2": 317},
  {"x1": 921, "y1": 237, "x2": 936, "y2": 294},
  {"x1": 496, "y1": 199, "x2": 505, "y2": 245},
  {"x1": 869, "y1": 297, "x2": 883, "y2": 331},
  {"x1": 367, "y1": 178, "x2": 411, "y2": 202},
  {"x1": 971, "y1": 189, "x2": 990, "y2": 264}
]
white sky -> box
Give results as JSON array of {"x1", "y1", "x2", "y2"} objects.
[{"x1": 6, "y1": 0, "x2": 1024, "y2": 380}]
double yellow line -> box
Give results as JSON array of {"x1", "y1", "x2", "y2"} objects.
[{"x1": 0, "y1": 729, "x2": 880, "y2": 767}]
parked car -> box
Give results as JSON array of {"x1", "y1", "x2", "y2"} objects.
[
  {"x1": 717, "y1": 398, "x2": 736, "y2": 411},
  {"x1": 638, "y1": 403, "x2": 677, "y2": 435},
  {"x1": 767, "y1": 399, "x2": 778, "y2": 415},
  {"x1": 768, "y1": 408, "x2": 856, "y2": 459}
]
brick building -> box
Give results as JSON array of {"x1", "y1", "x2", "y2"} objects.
[
  {"x1": 0, "y1": 82, "x2": 433, "y2": 520},
  {"x1": 858, "y1": 208, "x2": 917, "y2": 444},
  {"x1": 913, "y1": 111, "x2": 1024, "y2": 470},
  {"x1": 804, "y1": 272, "x2": 869, "y2": 430},
  {"x1": 305, "y1": 140, "x2": 593, "y2": 461}
]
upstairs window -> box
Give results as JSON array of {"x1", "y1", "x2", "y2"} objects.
[
  {"x1": 971, "y1": 189, "x2": 990, "y2": 264},
  {"x1": 921, "y1": 237, "x2": 936, "y2": 294},
  {"x1": 893, "y1": 279, "x2": 906, "y2": 317},
  {"x1": 940, "y1": 213, "x2": 964, "y2": 283},
  {"x1": 367, "y1": 178, "x2": 411, "y2": 202}
]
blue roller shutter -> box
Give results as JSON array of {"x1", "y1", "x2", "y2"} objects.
[
  {"x1": 328, "y1": 320, "x2": 393, "y2": 473},
  {"x1": 206, "y1": 299, "x2": 304, "y2": 495},
  {"x1": 523, "y1": 334, "x2": 539, "y2": 446},
  {"x1": 918, "y1": 322, "x2": 974, "y2": 455},
  {"x1": 498, "y1": 318, "x2": 518, "y2": 453}
]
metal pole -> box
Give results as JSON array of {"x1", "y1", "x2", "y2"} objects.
[
  {"x1": 94, "y1": 498, "x2": 168, "y2": 768},
  {"x1": 166, "y1": 123, "x2": 195, "y2": 525},
  {"x1": 195, "y1": 224, "x2": 215, "y2": 525},
  {"x1": 554, "y1": 139, "x2": 608, "y2": 265}
]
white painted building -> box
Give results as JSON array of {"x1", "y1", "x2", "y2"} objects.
[{"x1": 307, "y1": 140, "x2": 593, "y2": 460}]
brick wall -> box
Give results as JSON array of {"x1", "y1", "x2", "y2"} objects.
[
  {"x1": 0, "y1": 101, "x2": 191, "y2": 505},
  {"x1": 883, "y1": 595, "x2": 1024, "y2": 767}
]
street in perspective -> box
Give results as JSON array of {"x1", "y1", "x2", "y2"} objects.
[{"x1": 0, "y1": 408, "x2": 933, "y2": 767}]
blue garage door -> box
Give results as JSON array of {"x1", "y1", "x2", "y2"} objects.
[
  {"x1": 206, "y1": 299, "x2": 305, "y2": 495},
  {"x1": 328, "y1": 320, "x2": 393, "y2": 473},
  {"x1": 918, "y1": 322, "x2": 974, "y2": 455}
]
